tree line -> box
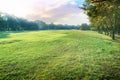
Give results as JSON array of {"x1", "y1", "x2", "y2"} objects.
[
  {"x1": 0, "y1": 13, "x2": 39, "y2": 31},
  {"x1": 83, "y1": 0, "x2": 120, "y2": 40},
  {"x1": 0, "y1": 13, "x2": 90, "y2": 31}
]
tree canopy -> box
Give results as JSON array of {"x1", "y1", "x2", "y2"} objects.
[
  {"x1": 0, "y1": 13, "x2": 80, "y2": 31},
  {"x1": 83, "y1": 0, "x2": 120, "y2": 40}
]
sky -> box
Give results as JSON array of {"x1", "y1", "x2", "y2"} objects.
[{"x1": 0, "y1": 0, "x2": 89, "y2": 25}]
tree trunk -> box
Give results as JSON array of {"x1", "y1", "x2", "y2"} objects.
[{"x1": 111, "y1": 31, "x2": 115, "y2": 40}]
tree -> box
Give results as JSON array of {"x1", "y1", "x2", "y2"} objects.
[
  {"x1": 83, "y1": 0, "x2": 120, "y2": 40},
  {"x1": 81, "y1": 23, "x2": 90, "y2": 30}
]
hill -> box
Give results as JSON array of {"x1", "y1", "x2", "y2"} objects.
[{"x1": 0, "y1": 30, "x2": 120, "y2": 80}]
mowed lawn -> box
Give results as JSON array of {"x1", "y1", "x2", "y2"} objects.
[{"x1": 0, "y1": 30, "x2": 120, "y2": 80}]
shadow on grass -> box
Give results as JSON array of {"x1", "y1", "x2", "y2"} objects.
[
  {"x1": 115, "y1": 35, "x2": 120, "y2": 43},
  {"x1": 0, "y1": 40, "x2": 22, "y2": 44},
  {"x1": 0, "y1": 32, "x2": 10, "y2": 38},
  {"x1": 0, "y1": 31, "x2": 34, "y2": 39}
]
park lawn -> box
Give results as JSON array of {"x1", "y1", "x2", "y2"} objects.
[{"x1": 0, "y1": 30, "x2": 120, "y2": 80}]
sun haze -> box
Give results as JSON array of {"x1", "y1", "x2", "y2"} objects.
[{"x1": 0, "y1": 0, "x2": 89, "y2": 25}]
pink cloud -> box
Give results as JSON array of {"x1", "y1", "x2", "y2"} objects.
[{"x1": 27, "y1": 2, "x2": 84, "y2": 23}]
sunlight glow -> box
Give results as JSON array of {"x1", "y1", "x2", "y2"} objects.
[{"x1": 0, "y1": 0, "x2": 89, "y2": 25}]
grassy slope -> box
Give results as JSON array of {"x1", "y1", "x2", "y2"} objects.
[{"x1": 0, "y1": 30, "x2": 120, "y2": 80}]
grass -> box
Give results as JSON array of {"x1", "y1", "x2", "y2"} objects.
[{"x1": 0, "y1": 30, "x2": 120, "y2": 80}]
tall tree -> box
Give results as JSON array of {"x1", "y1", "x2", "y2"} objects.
[{"x1": 83, "y1": 0, "x2": 120, "y2": 40}]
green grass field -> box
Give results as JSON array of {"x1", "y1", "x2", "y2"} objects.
[{"x1": 0, "y1": 30, "x2": 120, "y2": 80}]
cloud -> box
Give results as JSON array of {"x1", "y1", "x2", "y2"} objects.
[
  {"x1": 26, "y1": 1, "x2": 88, "y2": 25},
  {"x1": 0, "y1": 0, "x2": 89, "y2": 25},
  {"x1": 56, "y1": 13, "x2": 90, "y2": 25},
  {"x1": 45, "y1": 2, "x2": 81, "y2": 18}
]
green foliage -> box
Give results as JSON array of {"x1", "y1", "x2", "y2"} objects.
[
  {"x1": 84, "y1": 0, "x2": 120, "y2": 40},
  {"x1": 0, "y1": 13, "x2": 79, "y2": 31},
  {"x1": 80, "y1": 23, "x2": 90, "y2": 30},
  {"x1": 0, "y1": 13, "x2": 39, "y2": 31},
  {"x1": 0, "y1": 30, "x2": 120, "y2": 80}
]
